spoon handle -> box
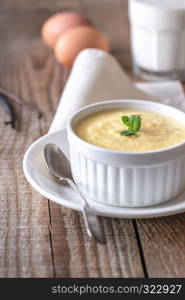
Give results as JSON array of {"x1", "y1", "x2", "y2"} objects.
[{"x1": 66, "y1": 178, "x2": 106, "y2": 244}]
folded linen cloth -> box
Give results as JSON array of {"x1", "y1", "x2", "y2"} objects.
[{"x1": 49, "y1": 49, "x2": 185, "y2": 133}]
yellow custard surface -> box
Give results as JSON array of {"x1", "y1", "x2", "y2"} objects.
[{"x1": 75, "y1": 109, "x2": 185, "y2": 152}]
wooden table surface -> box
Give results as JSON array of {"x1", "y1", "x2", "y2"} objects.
[{"x1": 0, "y1": 0, "x2": 185, "y2": 278}]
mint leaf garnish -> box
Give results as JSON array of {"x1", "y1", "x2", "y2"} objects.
[{"x1": 120, "y1": 114, "x2": 141, "y2": 136}]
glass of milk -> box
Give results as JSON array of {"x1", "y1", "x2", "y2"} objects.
[{"x1": 129, "y1": 0, "x2": 185, "y2": 80}]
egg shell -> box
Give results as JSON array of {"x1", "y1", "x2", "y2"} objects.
[
  {"x1": 41, "y1": 12, "x2": 93, "y2": 48},
  {"x1": 54, "y1": 26, "x2": 110, "y2": 67}
]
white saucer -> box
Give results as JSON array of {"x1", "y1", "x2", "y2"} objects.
[{"x1": 23, "y1": 129, "x2": 185, "y2": 219}]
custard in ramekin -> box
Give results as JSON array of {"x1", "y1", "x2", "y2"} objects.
[{"x1": 67, "y1": 100, "x2": 185, "y2": 207}]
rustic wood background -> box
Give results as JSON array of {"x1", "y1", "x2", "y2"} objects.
[{"x1": 0, "y1": 0, "x2": 185, "y2": 278}]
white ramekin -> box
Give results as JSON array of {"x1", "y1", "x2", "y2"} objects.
[{"x1": 67, "y1": 100, "x2": 185, "y2": 207}]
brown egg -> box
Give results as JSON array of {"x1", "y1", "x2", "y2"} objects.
[
  {"x1": 41, "y1": 12, "x2": 93, "y2": 48},
  {"x1": 54, "y1": 26, "x2": 110, "y2": 67}
]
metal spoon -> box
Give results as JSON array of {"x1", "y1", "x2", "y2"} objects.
[{"x1": 43, "y1": 143, "x2": 106, "y2": 244}]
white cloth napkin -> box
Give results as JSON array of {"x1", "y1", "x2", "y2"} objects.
[{"x1": 49, "y1": 49, "x2": 185, "y2": 133}]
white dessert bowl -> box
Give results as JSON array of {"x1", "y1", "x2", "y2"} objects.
[{"x1": 67, "y1": 99, "x2": 185, "y2": 207}]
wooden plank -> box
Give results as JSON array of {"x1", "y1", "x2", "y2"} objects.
[
  {"x1": 49, "y1": 203, "x2": 144, "y2": 277},
  {"x1": 0, "y1": 0, "x2": 83, "y2": 11},
  {"x1": 136, "y1": 214, "x2": 185, "y2": 277},
  {"x1": 0, "y1": 54, "x2": 54, "y2": 277}
]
